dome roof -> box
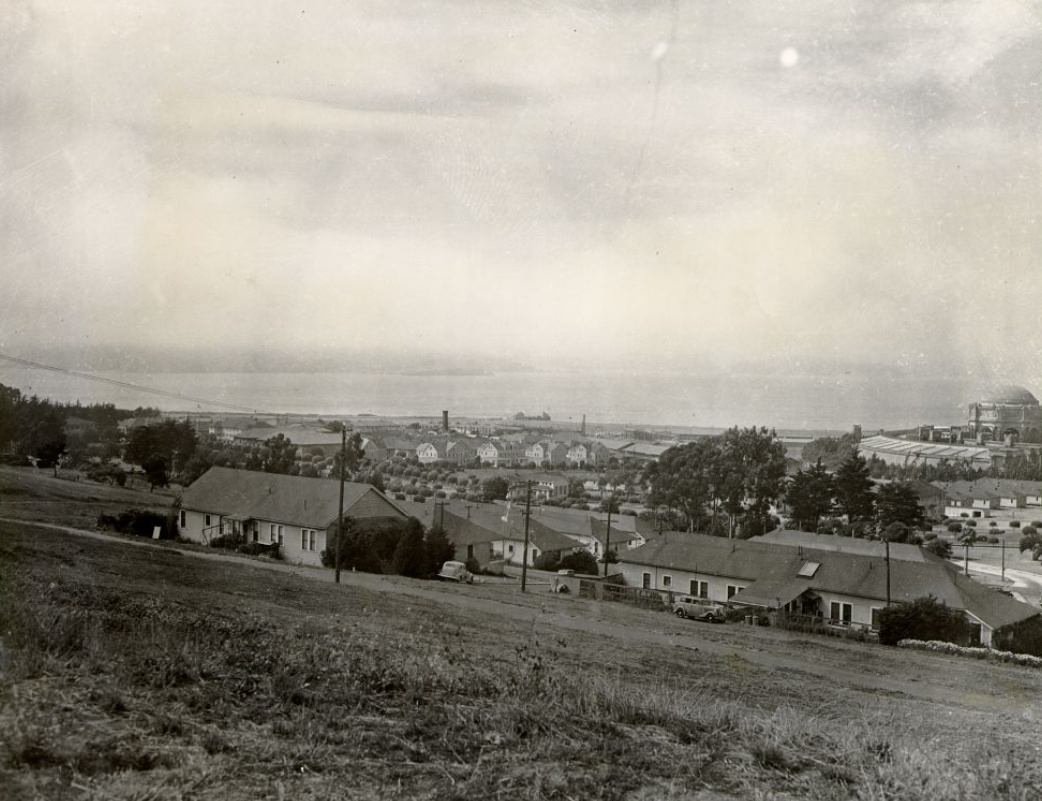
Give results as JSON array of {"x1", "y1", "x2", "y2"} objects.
[{"x1": 980, "y1": 385, "x2": 1039, "y2": 406}]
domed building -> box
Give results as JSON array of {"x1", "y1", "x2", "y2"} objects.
[{"x1": 966, "y1": 385, "x2": 1042, "y2": 444}]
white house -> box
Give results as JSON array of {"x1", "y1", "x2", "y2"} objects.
[
  {"x1": 417, "y1": 442, "x2": 441, "y2": 464},
  {"x1": 179, "y1": 466, "x2": 409, "y2": 567},
  {"x1": 618, "y1": 533, "x2": 1040, "y2": 647}
]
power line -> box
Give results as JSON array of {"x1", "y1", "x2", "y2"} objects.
[{"x1": 0, "y1": 352, "x2": 273, "y2": 415}]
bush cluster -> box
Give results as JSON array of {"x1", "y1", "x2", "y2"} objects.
[
  {"x1": 321, "y1": 517, "x2": 454, "y2": 579},
  {"x1": 878, "y1": 596, "x2": 971, "y2": 647},
  {"x1": 96, "y1": 509, "x2": 176, "y2": 539},
  {"x1": 898, "y1": 639, "x2": 1042, "y2": 668},
  {"x1": 533, "y1": 550, "x2": 598, "y2": 575}
]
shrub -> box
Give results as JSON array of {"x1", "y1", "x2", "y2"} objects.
[
  {"x1": 1019, "y1": 527, "x2": 1041, "y2": 554},
  {"x1": 960, "y1": 512, "x2": 968, "y2": 518},
  {"x1": 237, "y1": 542, "x2": 281, "y2": 559},
  {"x1": 208, "y1": 532, "x2": 243, "y2": 550},
  {"x1": 1011, "y1": 520, "x2": 1021, "y2": 528},
  {"x1": 559, "y1": 550, "x2": 598, "y2": 575},
  {"x1": 878, "y1": 596, "x2": 972, "y2": 647},
  {"x1": 989, "y1": 521, "x2": 998, "y2": 527},
  {"x1": 96, "y1": 509, "x2": 177, "y2": 539},
  {"x1": 923, "y1": 538, "x2": 952, "y2": 559},
  {"x1": 946, "y1": 522, "x2": 963, "y2": 533}
]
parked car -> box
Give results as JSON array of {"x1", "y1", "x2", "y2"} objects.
[
  {"x1": 672, "y1": 596, "x2": 725, "y2": 622},
  {"x1": 438, "y1": 560, "x2": 474, "y2": 584}
]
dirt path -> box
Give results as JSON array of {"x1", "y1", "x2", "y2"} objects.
[{"x1": 7, "y1": 516, "x2": 1042, "y2": 714}]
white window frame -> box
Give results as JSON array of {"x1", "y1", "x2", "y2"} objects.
[
  {"x1": 309, "y1": 530, "x2": 316, "y2": 551},
  {"x1": 727, "y1": 584, "x2": 745, "y2": 599},
  {"x1": 205, "y1": 514, "x2": 212, "y2": 527},
  {"x1": 301, "y1": 529, "x2": 308, "y2": 549},
  {"x1": 270, "y1": 524, "x2": 276, "y2": 542},
  {"x1": 830, "y1": 601, "x2": 853, "y2": 624},
  {"x1": 690, "y1": 580, "x2": 709, "y2": 599},
  {"x1": 870, "y1": 607, "x2": 883, "y2": 631},
  {"x1": 179, "y1": 510, "x2": 186, "y2": 528},
  {"x1": 277, "y1": 525, "x2": 284, "y2": 545},
  {"x1": 662, "y1": 575, "x2": 672, "y2": 589},
  {"x1": 642, "y1": 572, "x2": 651, "y2": 589}
]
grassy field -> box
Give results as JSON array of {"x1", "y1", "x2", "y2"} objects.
[{"x1": 3, "y1": 469, "x2": 1042, "y2": 800}]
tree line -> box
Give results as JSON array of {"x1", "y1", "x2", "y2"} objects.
[{"x1": 643, "y1": 427, "x2": 788, "y2": 538}]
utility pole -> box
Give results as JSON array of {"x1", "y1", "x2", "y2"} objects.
[
  {"x1": 603, "y1": 501, "x2": 613, "y2": 577},
  {"x1": 885, "y1": 539, "x2": 891, "y2": 606},
  {"x1": 1001, "y1": 539, "x2": 1006, "y2": 583},
  {"x1": 964, "y1": 543, "x2": 969, "y2": 576},
  {"x1": 521, "y1": 481, "x2": 532, "y2": 593},
  {"x1": 335, "y1": 424, "x2": 346, "y2": 584}
]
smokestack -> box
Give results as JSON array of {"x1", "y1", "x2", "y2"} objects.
[{"x1": 442, "y1": 410, "x2": 449, "y2": 432}]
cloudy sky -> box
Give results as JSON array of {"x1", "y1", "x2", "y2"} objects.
[{"x1": 2, "y1": 0, "x2": 1040, "y2": 381}]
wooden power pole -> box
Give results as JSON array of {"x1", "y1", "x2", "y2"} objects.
[
  {"x1": 604, "y1": 502, "x2": 613, "y2": 577},
  {"x1": 335, "y1": 425, "x2": 346, "y2": 584},
  {"x1": 521, "y1": 481, "x2": 532, "y2": 593}
]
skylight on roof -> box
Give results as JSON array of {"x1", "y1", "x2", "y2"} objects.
[{"x1": 797, "y1": 561, "x2": 820, "y2": 578}]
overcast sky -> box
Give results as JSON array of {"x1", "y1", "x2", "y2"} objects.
[{"x1": 2, "y1": 0, "x2": 1040, "y2": 381}]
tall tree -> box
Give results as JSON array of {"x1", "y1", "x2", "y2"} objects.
[
  {"x1": 875, "y1": 481, "x2": 925, "y2": 531},
  {"x1": 125, "y1": 419, "x2": 197, "y2": 476},
  {"x1": 717, "y1": 427, "x2": 788, "y2": 538},
  {"x1": 261, "y1": 434, "x2": 296, "y2": 474},
  {"x1": 644, "y1": 439, "x2": 717, "y2": 532},
  {"x1": 482, "y1": 476, "x2": 509, "y2": 501},
  {"x1": 333, "y1": 431, "x2": 366, "y2": 478},
  {"x1": 834, "y1": 449, "x2": 875, "y2": 523},
  {"x1": 785, "y1": 459, "x2": 835, "y2": 531}
]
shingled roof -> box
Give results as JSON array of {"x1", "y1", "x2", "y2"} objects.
[
  {"x1": 622, "y1": 533, "x2": 1039, "y2": 631},
  {"x1": 181, "y1": 467, "x2": 406, "y2": 530}
]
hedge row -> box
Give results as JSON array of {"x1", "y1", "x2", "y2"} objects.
[{"x1": 897, "y1": 639, "x2": 1042, "y2": 669}]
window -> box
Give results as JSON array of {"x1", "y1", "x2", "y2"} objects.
[
  {"x1": 796, "y1": 561, "x2": 820, "y2": 578},
  {"x1": 870, "y1": 608, "x2": 882, "y2": 630},
  {"x1": 508, "y1": 544, "x2": 515, "y2": 554},
  {"x1": 690, "y1": 580, "x2": 709, "y2": 599},
  {"x1": 309, "y1": 530, "x2": 315, "y2": 551},
  {"x1": 301, "y1": 529, "x2": 308, "y2": 549},
  {"x1": 277, "y1": 525, "x2": 284, "y2": 545},
  {"x1": 642, "y1": 572, "x2": 651, "y2": 590},
  {"x1": 727, "y1": 585, "x2": 745, "y2": 599},
  {"x1": 662, "y1": 575, "x2": 672, "y2": 588},
  {"x1": 830, "y1": 602, "x2": 853, "y2": 624},
  {"x1": 270, "y1": 524, "x2": 276, "y2": 542},
  {"x1": 205, "y1": 514, "x2": 212, "y2": 527},
  {"x1": 179, "y1": 510, "x2": 186, "y2": 528}
]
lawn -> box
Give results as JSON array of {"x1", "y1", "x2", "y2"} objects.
[{"x1": 3, "y1": 468, "x2": 1042, "y2": 799}]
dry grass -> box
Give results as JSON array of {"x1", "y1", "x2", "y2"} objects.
[{"x1": 2, "y1": 517, "x2": 1042, "y2": 799}]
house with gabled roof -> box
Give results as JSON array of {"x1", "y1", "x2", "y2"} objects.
[
  {"x1": 417, "y1": 441, "x2": 443, "y2": 464},
  {"x1": 477, "y1": 440, "x2": 523, "y2": 467},
  {"x1": 618, "y1": 532, "x2": 1040, "y2": 647},
  {"x1": 445, "y1": 439, "x2": 478, "y2": 467},
  {"x1": 490, "y1": 516, "x2": 582, "y2": 567},
  {"x1": 179, "y1": 466, "x2": 409, "y2": 567}
]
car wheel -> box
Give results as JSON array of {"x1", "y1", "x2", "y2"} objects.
[{"x1": 675, "y1": 608, "x2": 687, "y2": 619}]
